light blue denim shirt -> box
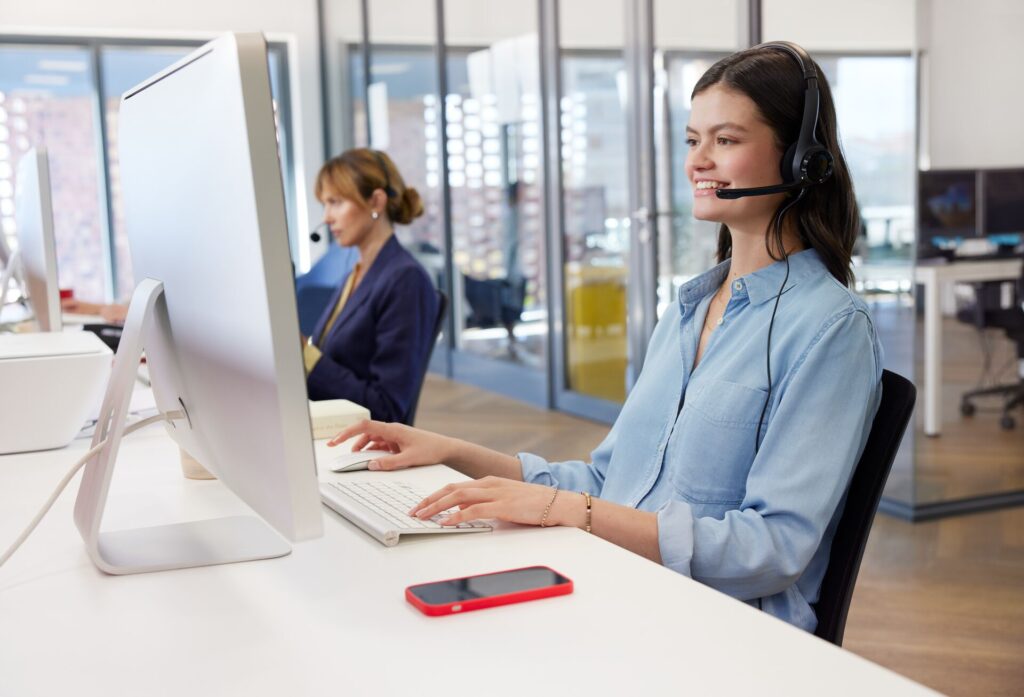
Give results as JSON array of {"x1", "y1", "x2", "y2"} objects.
[{"x1": 519, "y1": 249, "x2": 883, "y2": 632}]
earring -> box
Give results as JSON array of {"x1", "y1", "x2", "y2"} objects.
[{"x1": 371, "y1": 211, "x2": 379, "y2": 220}]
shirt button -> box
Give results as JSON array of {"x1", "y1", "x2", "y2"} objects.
[{"x1": 734, "y1": 281, "x2": 742, "y2": 291}]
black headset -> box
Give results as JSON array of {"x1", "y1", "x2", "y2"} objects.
[
  {"x1": 716, "y1": 41, "x2": 834, "y2": 200},
  {"x1": 370, "y1": 149, "x2": 397, "y2": 199}
]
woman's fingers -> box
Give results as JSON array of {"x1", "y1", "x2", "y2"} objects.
[
  {"x1": 366, "y1": 450, "x2": 421, "y2": 471},
  {"x1": 438, "y1": 503, "x2": 496, "y2": 526},
  {"x1": 408, "y1": 482, "x2": 460, "y2": 515},
  {"x1": 349, "y1": 434, "x2": 373, "y2": 452},
  {"x1": 410, "y1": 483, "x2": 485, "y2": 519},
  {"x1": 328, "y1": 419, "x2": 391, "y2": 447}
]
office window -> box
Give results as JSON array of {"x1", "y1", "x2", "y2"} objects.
[
  {"x1": 825, "y1": 55, "x2": 915, "y2": 268},
  {"x1": 444, "y1": 37, "x2": 548, "y2": 368},
  {"x1": 560, "y1": 52, "x2": 630, "y2": 403},
  {"x1": 0, "y1": 44, "x2": 106, "y2": 301},
  {"x1": 0, "y1": 37, "x2": 299, "y2": 305},
  {"x1": 349, "y1": 46, "x2": 445, "y2": 283}
]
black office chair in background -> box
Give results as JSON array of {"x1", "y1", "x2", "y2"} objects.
[
  {"x1": 463, "y1": 274, "x2": 527, "y2": 347},
  {"x1": 405, "y1": 290, "x2": 448, "y2": 427},
  {"x1": 957, "y1": 268, "x2": 1024, "y2": 430},
  {"x1": 814, "y1": 369, "x2": 916, "y2": 647}
]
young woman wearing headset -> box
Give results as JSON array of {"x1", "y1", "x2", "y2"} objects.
[{"x1": 330, "y1": 43, "x2": 883, "y2": 633}]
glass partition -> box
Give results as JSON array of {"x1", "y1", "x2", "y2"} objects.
[
  {"x1": 443, "y1": 0, "x2": 548, "y2": 400},
  {"x1": 557, "y1": 0, "x2": 630, "y2": 405}
]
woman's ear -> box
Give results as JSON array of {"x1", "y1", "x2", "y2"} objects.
[{"x1": 369, "y1": 188, "x2": 389, "y2": 215}]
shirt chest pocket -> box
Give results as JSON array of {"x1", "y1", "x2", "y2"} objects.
[{"x1": 668, "y1": 379, "x2": 768, "y2": 506}]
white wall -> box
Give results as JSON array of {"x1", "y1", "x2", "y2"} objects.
[
  {"x1": 0, "y1": 0, "x2": 324, "y2": 269},
  {"x1": 764, "y1": 0, "x2": 915, "y2": 51},
  {"x1": 654, "y1": 0, "x2": 742, "y2": 50},
  {"x1": 917, "y1": 0, "x2": 1024, "y2": 169}
]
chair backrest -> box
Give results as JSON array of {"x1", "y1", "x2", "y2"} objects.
[
  {"x1": 404, "y1": 289, "x2": 447, "y2": 426},
  {"x1": 814, "y1": 369, "x2": 916, "y2": 646}
]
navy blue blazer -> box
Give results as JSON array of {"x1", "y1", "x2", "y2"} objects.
[{"x1": 307, "y1": 235, "x2": 438, "y2": 423}]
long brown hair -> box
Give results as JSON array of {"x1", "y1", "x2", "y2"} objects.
[
  {"x1": 692, "y1": 45, "x2": 859, "y2": 286},
  {"x1": 315, "y1": 148, "x2": 424, "y2": 225}
]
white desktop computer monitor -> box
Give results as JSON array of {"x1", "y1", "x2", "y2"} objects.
[
  {"x1": 11, "y1": 147, "x2": 62, "y2": 332},
  {"x1": 73, "y1": 33, "x2": 323, "y2": 574}
]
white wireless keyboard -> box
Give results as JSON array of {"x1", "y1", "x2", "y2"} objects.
[{"x1": 320, "y1": 479, "x2": 491, "y2": 547}]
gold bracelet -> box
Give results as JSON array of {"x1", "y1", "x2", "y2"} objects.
[
  {"x1": 539, "y1": 487, "x2": 560, "y2": 527},
  {"x1": 581, "y1": 492, "x2": 592, "y2": 533}
]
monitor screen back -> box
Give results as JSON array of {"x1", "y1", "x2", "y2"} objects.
[
  {"x1": 117, "y1": 33, "x2": 322, "y2": 542},
  {"x1": 15, "y1": 147, "x2": 62, "y2": 333}
]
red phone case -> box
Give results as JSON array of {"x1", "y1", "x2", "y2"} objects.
[{"x1": 405, "y1": 565, "x2": 573, "y2": 616}]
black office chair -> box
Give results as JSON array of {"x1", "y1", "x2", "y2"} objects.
[
  {"x1": 463, "y1": 274, "x2": 527, "y2": 344},
  {"x1": 404, "y1": 290, "x2": 447, "y2": 427},
  {"x1": 957, "y1": 267, "x2": 1024, "y2": 429},
  {"x1": 814, "y1": 369, "x2": 916, "y2": 647}
]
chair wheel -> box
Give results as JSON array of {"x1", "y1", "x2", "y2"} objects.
[
  {"x1": 960, "y1": 401, "x2": 976, "y2": 417},
  {"x1": 1001, "y1": 415, "x2": 1016, "y2": 430}
]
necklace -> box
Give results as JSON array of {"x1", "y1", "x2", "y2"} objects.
[{"x1": 703, "y1": 284, "x2": 729, "y2": 332}]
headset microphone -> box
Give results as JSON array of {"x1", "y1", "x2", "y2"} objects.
[
  {"x1": 715, "y1": 181, "x2": 803, "y2": 199},
  {"x1": 310, "y1": 222, "x2": 328, "y2": 243}
]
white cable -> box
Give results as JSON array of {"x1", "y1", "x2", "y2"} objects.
[{"x1": 0, "y1": 410, "x2": 179, "y2": 568}]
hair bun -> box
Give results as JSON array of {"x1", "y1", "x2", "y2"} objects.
[{"x1": 392, "y1": 186, "x2": 424, "y2": 225}]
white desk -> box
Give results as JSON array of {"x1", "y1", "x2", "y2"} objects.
[
  {"x1": 0, "y1": 428, "x2": 935, "y2": 696},
  {"x1": 915, "y1": 257, "x2": 1023, "y2": 436}
]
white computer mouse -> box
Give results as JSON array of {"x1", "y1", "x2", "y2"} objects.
[{"x1": 328, "y1": 449, "x2": 392, "y2": 473}]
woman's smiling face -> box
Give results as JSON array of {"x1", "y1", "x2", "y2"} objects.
[{"x1": 685, "y1": 84, "x2": 787, "y2": 229}]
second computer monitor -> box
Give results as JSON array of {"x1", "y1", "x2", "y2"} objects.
[{"x1": 14, "y1": 147, "x2": 62, "y2": 332}]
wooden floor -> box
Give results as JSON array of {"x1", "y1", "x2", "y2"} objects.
[{"x1": 416, "y1": 374, "x2": 1024, "y2": 696}]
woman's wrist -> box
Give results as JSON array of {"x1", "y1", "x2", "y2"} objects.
[
  {"x1": 550, "y1": 490, "x2": 588, "y2": 529},
  {"x1": 440, "y1": 434, "x2": 464, "y2": 466}
]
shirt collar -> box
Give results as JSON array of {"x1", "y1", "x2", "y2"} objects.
[{"x1": 677, "y1": 248, "x2": 829, "y2": 309}]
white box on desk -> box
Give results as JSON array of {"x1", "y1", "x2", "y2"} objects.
[
  {"x1": 308, "y1": 399, "x2": 370, "y2": 440},
  {"x1": 0, "y1": 332, "x2": 111, "y2": 454}
]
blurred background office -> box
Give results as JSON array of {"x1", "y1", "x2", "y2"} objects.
[{"x1": 0, "y1": 0, "x2": 1021, "y2": 693}]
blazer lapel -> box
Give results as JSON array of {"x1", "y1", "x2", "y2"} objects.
[
  {"x1": 311, "y1": 281, "x2": 347, "y2": 345},
  {"x1": 327, "y1": 235, "x2": 401, "y2": 337}
]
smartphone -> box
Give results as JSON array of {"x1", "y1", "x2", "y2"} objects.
[{"x1": 405, "y1": 565, "x2": 573, "y2": 616}]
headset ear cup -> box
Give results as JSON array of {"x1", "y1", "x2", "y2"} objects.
[
  {"x1": 781, "y1": 142, "x2": 799, "y2": 183},
  {"x1": 802, "y1": 147, "x2": 835, "y2": 185}
]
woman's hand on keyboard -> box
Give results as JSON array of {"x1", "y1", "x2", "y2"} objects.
[
  {"x1": 327, "y1": 420, "x2": 448, "y2": 471},
  {"x1": 409, "y1": 477, "x2": 576, "y2": 528}
]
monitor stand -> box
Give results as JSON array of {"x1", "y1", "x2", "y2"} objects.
[{"x1": 73, "y1": 278, "x2": 291, "y2": 575}]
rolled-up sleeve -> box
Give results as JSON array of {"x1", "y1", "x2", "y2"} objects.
[
  {"x1": 518, "y1": 421, "x2": 618, "y2": 494},
  {"x1": 656, "y1": 309, "x2": 882, "y2": 600}
]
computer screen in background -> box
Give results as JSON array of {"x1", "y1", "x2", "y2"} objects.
[
  {"x1": 73, "y1": 33, "x2": 323, "y2": 575},
  {"x1": 983, "y1": 169, "x2": 1024, "y2": 240},
  {"x1": 11, "y1": 147, "x2": 62, "y2": 332},
  {"x1": 917, "y1": 170, "x2": 979, "y2": 258}
]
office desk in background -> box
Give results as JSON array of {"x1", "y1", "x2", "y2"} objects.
[
  {"x1": 915, "y1": 256, "x2": 1023, "y2": 436},
  {"x1": 0, "y1": 428, "x2": 935, "y2": 696}
]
